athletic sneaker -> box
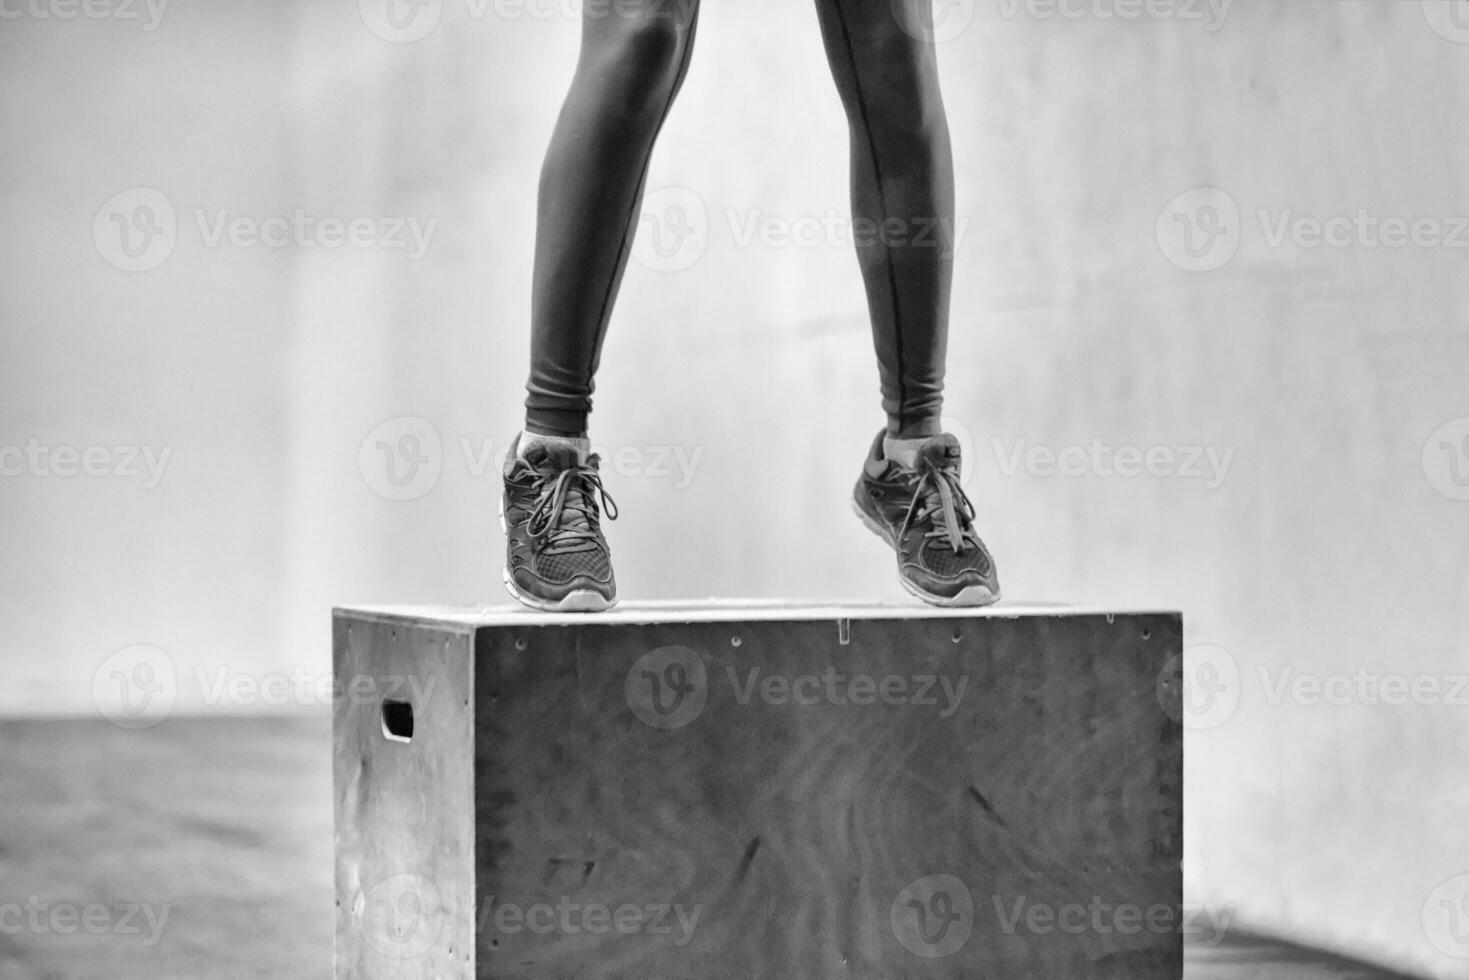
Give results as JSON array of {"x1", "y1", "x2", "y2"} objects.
[
  {"x1": 852, "y1": 430, "x2": 1000, "y2": 607},
  {"x1": 501, "y1": 437, "x2": 618, "y2": 612}
]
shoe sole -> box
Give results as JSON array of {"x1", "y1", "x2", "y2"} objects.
[
  {"x1": 498, "y1": 498, "x2": 618, "y2": 614},
  {"x1": 850, "y1": 497, "x2": 1001, "y2": 609}
]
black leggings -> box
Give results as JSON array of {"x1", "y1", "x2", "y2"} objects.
[{"x1": 524, "y1": 0, "x2": 955, "y2": 439}]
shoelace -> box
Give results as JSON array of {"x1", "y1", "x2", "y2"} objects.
[
  {"x1": 526, "y1": 458, "x2": 618, "y2": 551},
  {"x1": 899, "y1": 460, "x2": 977, "y2": 554}
]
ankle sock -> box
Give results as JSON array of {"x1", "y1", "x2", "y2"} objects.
[{"x1": 882, "y1": 434, "x2": 931, "y2": 469}]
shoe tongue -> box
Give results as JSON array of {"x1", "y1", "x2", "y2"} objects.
[
  {"x1": 916, "y1": 434, "x2": 962, "y2": 471},
  {"x1": 523, "y1": 443, "x2": 582, "y2": 472},
  {"x1": 547, "y1": 505, "x2": 593, "y2": 545}
]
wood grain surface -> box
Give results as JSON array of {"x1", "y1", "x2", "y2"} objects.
[
  {"x1": 475, "y1": 614, "x2": 1179, "y2": 979},
  {"x1": 335, "y1": 606, "x2": 1184, "y2": 978}
]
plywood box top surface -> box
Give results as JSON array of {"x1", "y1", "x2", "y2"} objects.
[{"x1": 335, "y1": 599, "x2": 1180, "y2": 628}]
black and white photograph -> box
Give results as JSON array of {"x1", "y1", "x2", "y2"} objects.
[{"x1": 1, "y1": 0, "x2": 1467, "y2": 976}]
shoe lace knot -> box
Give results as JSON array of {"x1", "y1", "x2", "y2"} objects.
[
  {"x1": 527, "y1": 457, "x2": 618, "y2": 550},
  {"x1": 900, "y1": 459, "x2": 977, "y2": 554}
]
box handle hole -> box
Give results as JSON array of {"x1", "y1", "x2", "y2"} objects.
[{"x1": 381, "y1": 700, "x2": 414, "y2": 743}]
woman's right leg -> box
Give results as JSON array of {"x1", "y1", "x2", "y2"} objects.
[
  {"x1": 523, "y1": 0, "x2": 702, "y2": 438},
  {"x1": 506, "y1": 1, "x2": 700, "y2": 613}
]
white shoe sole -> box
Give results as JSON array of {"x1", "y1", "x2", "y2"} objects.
[
  {"x1": 499, "y1": 497, "x2": 617, "y2": 613},
  {"x1": 850, "y1": 497, "x2": 1001, "y2": 609}
]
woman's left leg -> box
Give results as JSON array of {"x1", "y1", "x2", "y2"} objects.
[{"x1": 822, "y1": 3, "x2": 1000, "y2": 608}]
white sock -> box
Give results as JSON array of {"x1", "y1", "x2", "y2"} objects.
[
  {"x1": 883, "y1": 434, "x2": 930, "y2": 469},
  {"x1": 517, "y1": 430, "x2": 590, "y2": 463}
]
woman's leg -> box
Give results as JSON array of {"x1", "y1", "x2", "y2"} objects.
[
  {"x1": 813, "y1": 0, "x2": 955, "y2": 439},
  {"x1": 524, "y1": 0, "x2": 702, "y2": 438},
  {"x1": 825, "y1": 4, "x2": 998, "y2": 607}
]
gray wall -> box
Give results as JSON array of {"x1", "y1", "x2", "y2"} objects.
[{"x1": 2, "y1": 0, "x2": 1467, "y2": 976}]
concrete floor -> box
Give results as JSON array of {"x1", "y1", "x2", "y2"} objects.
[
  {"x1": 0, "y1": 717, "x2": 1424, "y2": 979},
  {"x1": 0, "y1": 717, "x2": 330, "y2": 980}
]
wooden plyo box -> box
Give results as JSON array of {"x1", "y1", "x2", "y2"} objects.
[{"x1": 333, "y1": 602, "x2": 1183, "y2": 980}]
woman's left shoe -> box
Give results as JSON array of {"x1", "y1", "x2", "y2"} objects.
[{"x1": 852, "y1": 430, "x2": 1001, "y2": 608}]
